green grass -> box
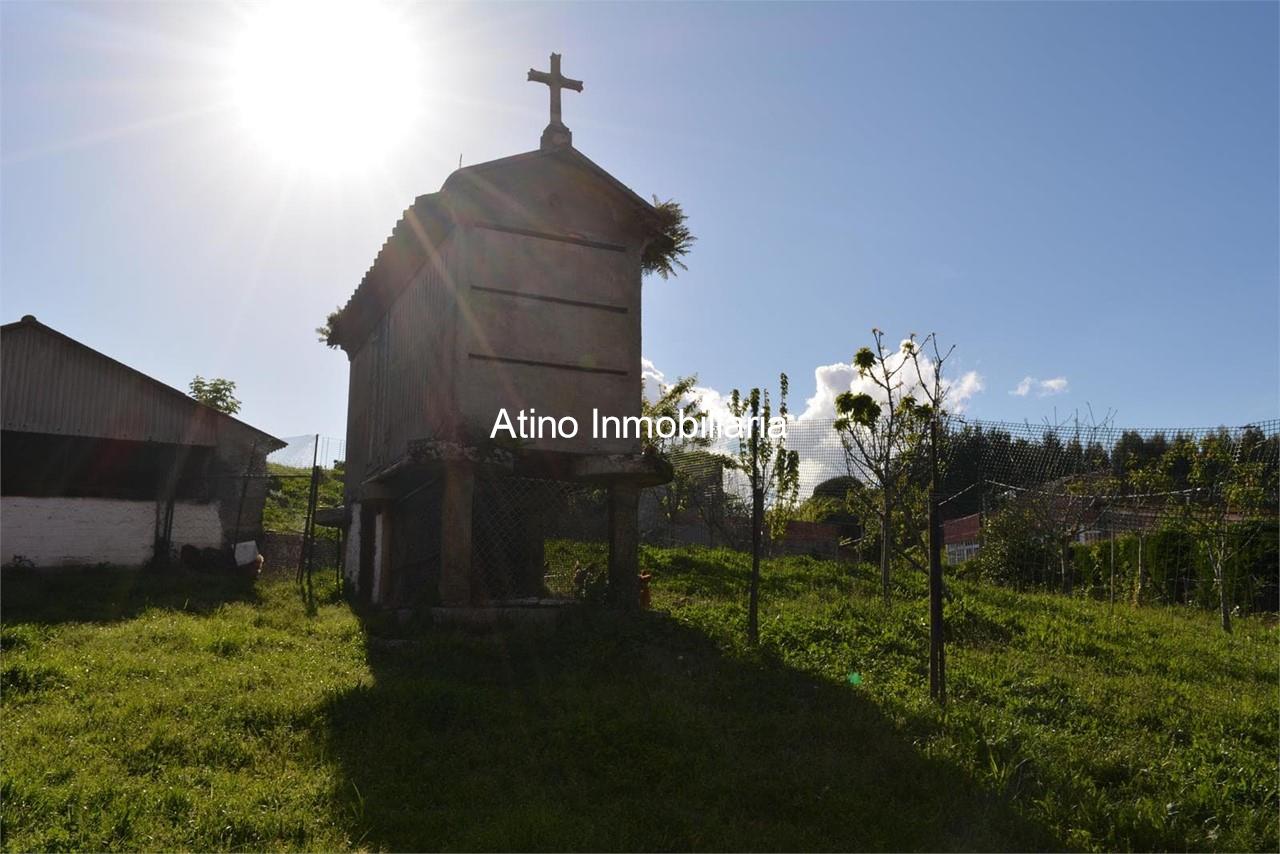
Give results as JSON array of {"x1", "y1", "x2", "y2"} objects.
[
  {"x1": 262, "y1": 463, "x2": 344, "y2": 534},
  {"x1": 2, "y1": 551, "x2": 1276, "y2": 851}
]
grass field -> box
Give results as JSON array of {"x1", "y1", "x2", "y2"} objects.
[{"x1": 1, "y1": 549, "x2": 1276, "y2": 851}]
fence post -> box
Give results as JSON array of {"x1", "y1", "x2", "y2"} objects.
[
  {"x1": 929, "y1": 414, "x2": 946, "y2": 706},
  {"x1": 439, "y1": 460, "x2": 475, "y2": 606},
  {"x1": 1109, "y1": 525, "x2": 1116, "y2": 609},
  {"x1": 297, "y1": 434, "x2": 320, "y2": 585},
  {"x1": 233, "y1": 438, "x2": 261, "y2": 550},
  {"x1": 607, "y1": 482, "x2": 641, "y2": 610}
]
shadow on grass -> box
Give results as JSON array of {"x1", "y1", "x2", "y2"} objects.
[
  {"x1": 322, "y1": 609, "x2": 1061, "y2": 851},
  {"x1": 644, "y1": 548, "x2": 878, "y2": 601},
  {"x1": 0, "y1": 566, "x2": 260, "y2": 626}
]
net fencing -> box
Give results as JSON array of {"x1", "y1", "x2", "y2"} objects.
[
  {"x1": 249, "y1": 420, "x2": 1278, "y2": 610},
  {"x1": 258, "y1": 435, "x2": 348, "y2": 578},
  {"x1": 472, "y1": 476, "x2": 611, "y2": 599},
  {"x1": 654, "y1": 417, "x2": 1280, "y2": 507},
  {"x1": 642, "y1": 415, "x2": 1279, "y2": 608},
  {"x1": 267, "y1": 435, "x2": 348, "y2": 473}
]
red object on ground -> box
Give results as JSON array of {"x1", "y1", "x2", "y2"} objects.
[{"x1": 638, "y1": 572, "x2": 652, "y2": 608}]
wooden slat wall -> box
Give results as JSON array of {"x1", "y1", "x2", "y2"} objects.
[
  {"x1": 344, "y1": 240, "x2": 459, "y2": 492},
  {"x1": 456, "y1": 226, "x2": 642, "y2": 454}
]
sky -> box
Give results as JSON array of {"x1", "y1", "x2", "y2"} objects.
[{"x1": 2, "y1": 1, "x2": 1277, "y2": 443}]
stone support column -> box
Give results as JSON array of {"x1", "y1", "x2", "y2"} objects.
[
  {"x1": 439, "y1": 461, "x2": 476, "y2": 606},
  {"x1": 607, "y1": 482, "x2": 640, "y2": 610},
  {"x1": 371, "y1": 505, "x2": 394, "y2": 605}
]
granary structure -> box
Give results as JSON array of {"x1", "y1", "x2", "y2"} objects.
[
  {"x1": 328, "y1": 53, "x2": 670, "y2": 610},
  {"x1": 0, "y1": 316, "x2": 284, "y2": 568}
]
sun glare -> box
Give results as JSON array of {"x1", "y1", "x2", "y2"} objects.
[{"x1": 230, "y1": 1, "x2": 421, "y2": 174}]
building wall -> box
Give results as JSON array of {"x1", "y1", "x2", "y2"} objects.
[
  {"x1": 345, "y1": 240, "x2": 458, "y2": 498},
  {"x1": 455, "y1": 219, "x2": 642, "y2": 456},
  {"x1": 1, "y1": 429, "x2": 274, "y2": 563},
  {"x1": 343, "y1": 504, "x2": 362, "y2": 589},
  {"x1": 0, "y1": 497, "x2": 223, "y2": 567},
  {"x1": 336, "y1": 151, "x2": 655, "y2": 608},
  {"x1": 207, "y1": 437, "x2": 274, "y2": 545},
  {"x1": 0, "y1": 321, "x2": 280, "y2": 574},
  {"x1": 778, "y1": 520, "x2": 839, "y2": 559},
  {"x1": 343, "y1": 152, "x2": 653, "y2": 497},
  {"x1": 945, "y1": 542, "x2": 981, "y2": 565},
  {"x1": 943, "y1": 513, "x2": 982, "y2": 545}
]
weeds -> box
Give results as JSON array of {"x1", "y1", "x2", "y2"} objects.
[{"x1": 1, "y1": 551, "x2": 1275, "y2": 851}]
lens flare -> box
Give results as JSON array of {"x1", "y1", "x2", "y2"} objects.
[{"x1": 229, "y1": 1, "x2": 421, "y2": 174}]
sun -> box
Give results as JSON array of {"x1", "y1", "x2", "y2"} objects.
[{"x1": 229, "y1": 0, "x2": 421, "y2": 174}]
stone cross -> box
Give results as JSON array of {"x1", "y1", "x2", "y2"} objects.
[{"x1": 528, "y1": 52, "x2": 583, "y2": 149}]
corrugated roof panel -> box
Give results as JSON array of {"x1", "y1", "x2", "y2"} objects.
[{"x1": 1, "y1": 320, "x2": 282, "y2": 449}]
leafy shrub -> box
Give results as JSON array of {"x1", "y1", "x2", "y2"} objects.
[{"x1": 969, "y1": 504, "x2": 1051, "y2": 588}]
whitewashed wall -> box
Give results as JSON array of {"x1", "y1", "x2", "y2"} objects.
[
  {"x1": 0, "y1": 497, "x2": 224, "y2": 567},
  {"x1": 343, "y1": 503, "x2": 362, "y2": 589},
  {"x1": 371, "y1": 510, "x2": 386, "y2": 604}
]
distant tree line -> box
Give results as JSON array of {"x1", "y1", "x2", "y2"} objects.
[
  {"x1": 937, "y1": 423, "x2": 1279, "y2": 520},
  {"x1": 959, "y1": 423, "x2": 1279, "y2": 631}
]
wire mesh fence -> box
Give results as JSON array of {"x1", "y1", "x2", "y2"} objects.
[
  {"x1": 245, "y1": 419, "x2": 1277, "y2": 612},
  {"x1": 472, "y1": 475, "x2": 610, "y2": 599},
  {"x1": 638, "y1": 415, "x2": 1279, "y2": 610},
  {"x1": 257, "y1": 435, "x2": 348, "y2": 581},
  {"x1": 267, "y1": 435, "x2": 348, "y2": 472},
  {"x1": 658, "y1": 416, "x2": 1279, "y2": 506}
]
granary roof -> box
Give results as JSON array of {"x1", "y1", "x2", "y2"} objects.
[
  {"x1": 0, "y1": 315, "x2": 285, "y2": 451},
  {"x1": 441, "y1": 144, "x2": 660, "y2": 219},
  {"x1": 327, "y1": 190, "x2": 453, "y2": 354},
  {"x1": 328, "y1": 145, "x2": 661, "y2": 353}
]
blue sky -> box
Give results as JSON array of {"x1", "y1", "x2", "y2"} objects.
[{"x1": 3, "y1": 1, "x2": 1277, "y2": 441}]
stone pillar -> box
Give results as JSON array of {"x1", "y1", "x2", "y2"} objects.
[
  {"x1": 372, "y1": 507, "x2": 393, "y2": 605},
  {"x1": 607, "y1": 482, "x2": 640, "y2": 610},
  {"x1": 343, "y1": 503, "x2": 361, "y2": 590},
  {"x1": 439, "y1": 460, "x2": 475, "y2": 606}
]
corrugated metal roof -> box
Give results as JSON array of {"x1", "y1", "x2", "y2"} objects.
[
  {"x1": 1, "y1": 316, "x2": 284, "y2": 450},
  {"x1": 328, "y1": 191, "x2": 453, "y2": 354}
]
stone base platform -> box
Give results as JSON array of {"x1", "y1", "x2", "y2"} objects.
[{"x1": 420, "y1": 598, "x2": 579, "y2": 631}]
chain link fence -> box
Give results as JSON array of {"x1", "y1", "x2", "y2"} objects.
[
  {"x1": 259, "y1": 435, "x2": 347, "y2": 581},
  {"x1": 472, "y1": 475, "x2": 609, "y2": 599},
  {"x1": 239, "y1": 419, "x2": 1277, "y2": 613},
  {"x1": 633, "y1": 415, "x2": 1279, "y2": 611}
]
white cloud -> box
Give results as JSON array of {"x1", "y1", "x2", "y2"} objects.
[
  {"x1": 1040, "y1": 377, "x2": 1069, "y2": 395},
  {"x1": 640, "y1": 357, "x2": 667, "y2": 404},
  {"x1": 642, "y1": 350, "x2": 986, "y2": 498},
  {"x1": 1011, "y1": 375, "x2": 1069, "y2": 397},
  {"x1": 797, "y1": 347, "x2": 983, "y2": 422},
  {"x1": 640, "y1": 357, "x2": 737, "y2": 427},
  {"x1": 949, "y1": 370, "x2": 986, "y2": 407}
]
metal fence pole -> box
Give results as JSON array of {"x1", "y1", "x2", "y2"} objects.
[
  {"x1": 297, "y1": 434, "x2": 319, "y2": 585},
  {"x1": 929, "y1": 413, "x2": 946, "y2": 706}
]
